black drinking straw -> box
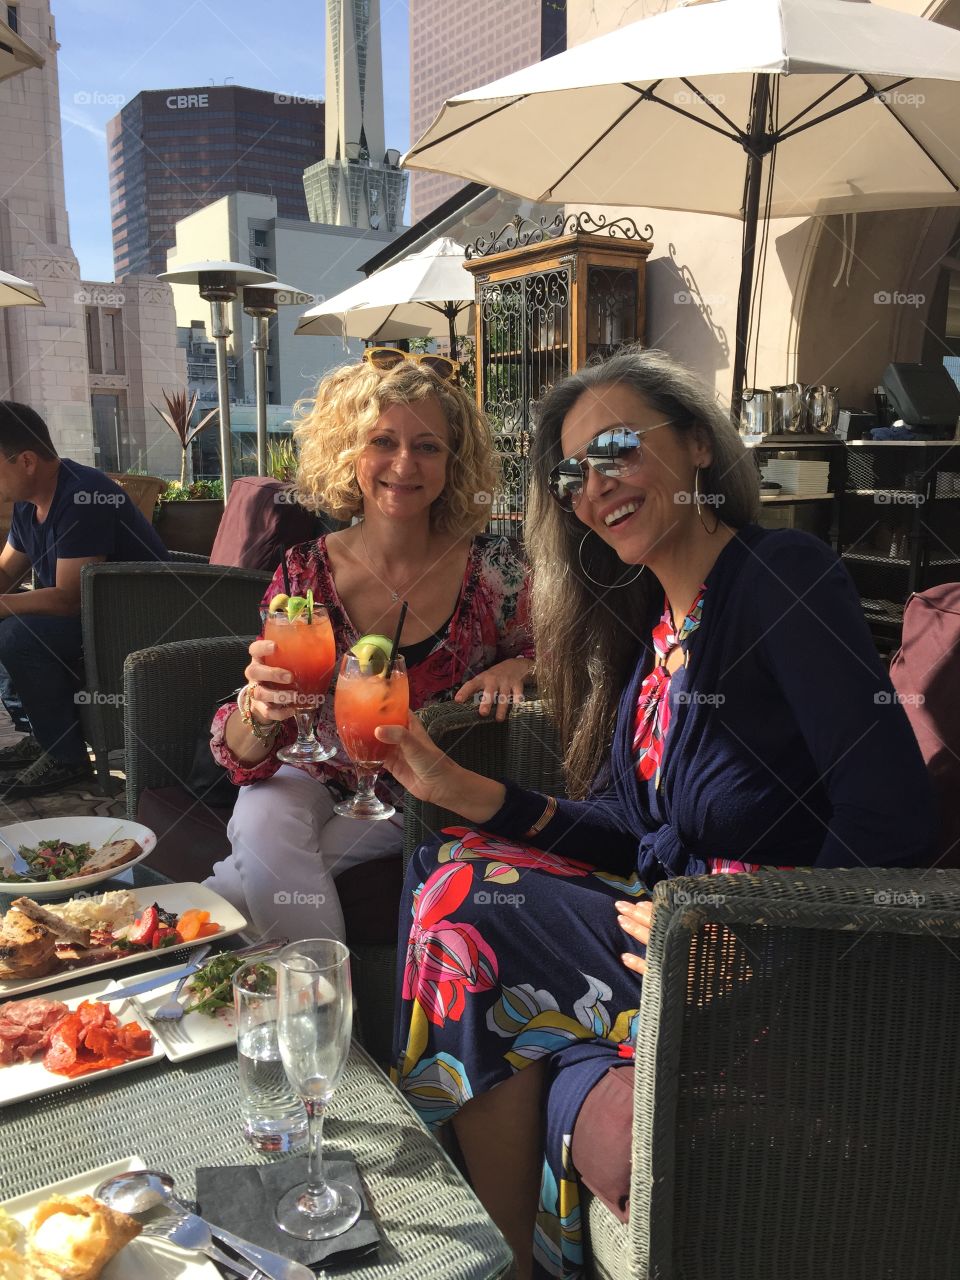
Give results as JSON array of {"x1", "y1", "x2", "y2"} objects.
[
  {"x1": 386, "y1": 600, "x2": 408, "y2": 678},
  {"x1": 281, "y1": 555, "x2": 292, "y2": 597}
]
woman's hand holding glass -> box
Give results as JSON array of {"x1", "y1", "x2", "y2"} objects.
[
  {"x1": 374, "y1": 714, "x2": 507, "y2": 824},
  {"x1": 243, "y1": 638, "x2": 299, "y2": 725}
]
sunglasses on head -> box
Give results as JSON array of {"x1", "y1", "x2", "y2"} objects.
[
  {"x1": 362, "y1": 347, "x2": 460, "y2": 383},
  {"x1": 547, "y1": 423, "x2": 671, "y2": 511}
]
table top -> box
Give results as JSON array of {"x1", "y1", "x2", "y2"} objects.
[
  {"x1": 0, "y1": 1041, "x2": 512, "y2": 1280},
  {"x1": 1, "y1": 863, "x2": 511, "y2": 1278}
]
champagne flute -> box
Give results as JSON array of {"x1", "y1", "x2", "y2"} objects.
[
  {"x1": 275, "y1": 939, "x2": 361, "y2": 1240},
  {"x1": 333, "y1": 652, "x2": 409, "y2": 820}
]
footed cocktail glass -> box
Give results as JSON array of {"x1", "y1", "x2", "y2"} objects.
[
  {"x1": 262, "y1": 605, "x2": 337, "y2": 765},
  {"x1": 333, "y1": 652, "x2": 408, "y2": 820}
]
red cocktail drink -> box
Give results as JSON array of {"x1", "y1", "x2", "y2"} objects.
[
  {"x1": 263, "y1": 606, "x2": 337, "y2": 765},
  {"x1": 333, "y1": 653, "x2": 409, "y2": 819}
]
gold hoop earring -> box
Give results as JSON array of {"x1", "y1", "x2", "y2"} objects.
[
  {"x1": 577, "y1": 530, "x2": 645, "y2": 588},
  {"x1": 694, "y1": 466, "x2": 720, "y2": 535}
]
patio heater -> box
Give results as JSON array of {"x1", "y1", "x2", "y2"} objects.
[
  {"x1": 241, "y1": 282, "x2": 313, "y2": 476},
  {"x1": 158, "y1": 260, "x2": 275, "y2": 500}
]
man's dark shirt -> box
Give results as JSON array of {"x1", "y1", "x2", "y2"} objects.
[{"x1": 8, "y1": 459, "x2": 169, "y2": 588}]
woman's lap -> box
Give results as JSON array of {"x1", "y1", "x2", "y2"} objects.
[{"x1": 206, "y1": 765, "x2": 403, "y2": 940}]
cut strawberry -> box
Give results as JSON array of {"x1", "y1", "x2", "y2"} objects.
[
  {"x1": 127, "y1": 904, "x2": 160, "y2": 947},
  {"x1": 151, "y1": 925, "x2": 180, "y2": 949}
]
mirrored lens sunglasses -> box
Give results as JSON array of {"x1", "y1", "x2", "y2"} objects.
[
  {"x1": 547, "y1": 427, "x2": 653, "y2": 511},
  {"x1": 362, "y1": 346, "x2": 460, "y2": 382}
]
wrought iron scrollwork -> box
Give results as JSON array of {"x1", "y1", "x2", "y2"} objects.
[{"x1": 465, "y1": 210, "x2": 654, "y2": 259}]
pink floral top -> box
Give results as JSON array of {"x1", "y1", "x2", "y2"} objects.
[{"x1": 210, "y1": 534, "x2": 534, "y2": 801}]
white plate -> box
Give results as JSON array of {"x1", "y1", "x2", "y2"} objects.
[
  {"x1": 2, "y1": 1155, "x2": 220, "y2": 1278},
  {"x1": 0, "y1": 817, "x2": 156, "y2": 897},
  {"x1": 0, "y1": 883, "x2": 246, "y2": 998},
  {"x1": 108, "y1": 960, "x2": 239, "y2": 1063},
  {"x1": 0, "y1": 974, "x2": 164, "y2": 1107}
]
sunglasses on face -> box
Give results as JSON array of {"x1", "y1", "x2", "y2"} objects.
[
  {"x1": 362, "y1": 347, "x2": 460, "y2": 383},
  {"x1": 547, "y1": 423, "x2": 670, "y2": 511}
]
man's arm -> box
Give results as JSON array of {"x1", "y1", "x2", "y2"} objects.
[
  {"x1": 0, "y1": 555, "x2": 106, "y2": 618},
  {"x1": 0, "y1": 540, "x2": 34, "y2": 595}
]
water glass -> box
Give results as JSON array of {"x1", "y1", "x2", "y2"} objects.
[
  {"x1": 275, "y1": 939, "x2": 360, "y2": 1239},
  {"x1": 233, "y1": 961, "x2": 308, "y2": 1153}
]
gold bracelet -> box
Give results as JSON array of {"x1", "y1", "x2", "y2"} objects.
[
  {"x1": 523, "y1": 795, "x2": 557, "y2": 838},
  {"x1": 238, "y1": 684, "x2": 280, "y2": 746}
]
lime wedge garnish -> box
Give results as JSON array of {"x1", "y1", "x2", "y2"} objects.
[
  {"x1": 349, "y1": 632, "x2": 393, "y2": 676},
  {"x1": 286, "y1": 595, "x2": 308, "y2": 621},
  {"x1": 306, "y1": 587, "x2": 314, "y2": 623}
]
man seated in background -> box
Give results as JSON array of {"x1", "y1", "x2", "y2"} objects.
[{"x1": 0, "y1": 401, "x2": 169, "y2": 796}]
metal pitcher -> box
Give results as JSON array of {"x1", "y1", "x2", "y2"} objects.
[
  {"x1": 740, "y1": 389, "x2": 775, "y2": 436},
  {"x1": 804, "y1": 384, "x2": 841, "y2": 433},
  {"x1": 770, "y1": 383, "x2": 805, "y2": 433}
]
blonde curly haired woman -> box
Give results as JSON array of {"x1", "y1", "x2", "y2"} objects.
[{"x1": 206, "y1": 358, "x2": 534, "y2": 941}]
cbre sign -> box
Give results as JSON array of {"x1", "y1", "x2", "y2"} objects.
[{"x1": 166, "y1": 93, "x2": 209, "y2": 109}]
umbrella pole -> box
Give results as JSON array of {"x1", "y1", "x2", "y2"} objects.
[
  {"x1": 446, "y1": 304, "x2": 458, "y2": 362},
  {"x1": 732, "y1": 74, "x2": 772, "y2": 427}
]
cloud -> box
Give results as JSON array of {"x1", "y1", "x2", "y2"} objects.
[{"x1": 60, "y1": 108, "x2": 108, "y2": 143}]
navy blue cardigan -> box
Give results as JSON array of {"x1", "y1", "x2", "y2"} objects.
[{"x1": 487, "y1": 525, "x2": 935, "y2": 883}]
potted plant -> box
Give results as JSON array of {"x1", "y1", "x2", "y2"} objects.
[
  {"x1": 154, "y1": 477, "x2": 225, "y2": 556},
  {"x1": 153, "y1": 390, "x2": 219, "y2": 487}
]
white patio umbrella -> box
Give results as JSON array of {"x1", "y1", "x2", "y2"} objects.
[
  {"x1": 295, "y1": 237, "x2": 474, "y2": 357},
  {"x1": 0, "y1": 269, "x2": 43, "y2": 307},
  {"x1": 403, "y1": 0, "x2": 960, "y2": 409},
  {"x1": 0, "y1": 17, "x2": 43, "y2": 83}
]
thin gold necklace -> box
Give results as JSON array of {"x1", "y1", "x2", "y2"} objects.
[{"x1": 358, "y1": 520, "x2": 422, "y2": 604}]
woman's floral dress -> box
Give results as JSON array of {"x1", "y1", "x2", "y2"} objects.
[{"x1": 394, "y1": 586, "x2": 772, "y2": 1278}]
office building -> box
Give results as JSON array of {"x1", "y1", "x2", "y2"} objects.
[
  {"x1": 108, "y1": 87, "x2": 326, "y2": 279},
  {"x1": 303, "y1": 0, "x2": 407, "y2": 231},
  {"x1": 408, "y1": 0, "x2": 566, "y2": 222}
]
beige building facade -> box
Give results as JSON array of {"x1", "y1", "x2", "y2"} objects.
[{"x1": 566, "y1": 0, "x2": 960, "y2": 411}]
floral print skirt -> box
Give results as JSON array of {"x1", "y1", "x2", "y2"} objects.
[{"x1": 392, "y1": 829, "x2": 649, "y2": 1279}]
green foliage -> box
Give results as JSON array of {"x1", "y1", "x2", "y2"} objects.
[
  {"x1": 159, "y1": 478, "x2": 224, "y2": 503},
  {"x1": 267, "y1": 436, "x2": 298, "y2": 482},
  {"x1": 153, "y1": 389, "x2": 220, "y2": 486}
]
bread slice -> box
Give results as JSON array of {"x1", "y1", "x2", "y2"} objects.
[
  {"x1": 10, "y1": 898, "x2": 90, "y2": 948},
  {"x1": 73, "y1": 839, "x2": 142, "y2": 877},
  {"x1": 0, "y1": 908, "x2": 57, "y2": 977},
  {"x1": 26, "y1": 1195, "x2": 141, "y2": 1280}
]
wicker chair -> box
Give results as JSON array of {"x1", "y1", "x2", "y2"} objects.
[
  {"x1": 586, "y1": 866, "x2": 960, "y2": 1280},
  {"x1": 80, "y1": 561, "x2": 270, "y2": 791}
]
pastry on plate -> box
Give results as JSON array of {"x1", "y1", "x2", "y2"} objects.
[{"x1": 25, "y1": 1194, "x2": 141, "y2": 1280}]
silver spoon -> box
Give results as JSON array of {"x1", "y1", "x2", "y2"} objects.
[{"x1": 95, "y1": 1169, "x2": 315, "y2": 1280}]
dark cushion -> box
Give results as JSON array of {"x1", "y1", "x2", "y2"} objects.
[
  {"x1": 571, "y1": 1064, "x2": 634, "y2": 1223},
  {"x1": 137, "y1": 785, "x2": 402, "y2": 945},
  {"x1": 209, "y1": 476, "x2": 338, "y2": 574}
]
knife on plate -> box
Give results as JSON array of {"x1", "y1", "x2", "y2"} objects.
[{"x1": 109, "y1": 938, "x2": 289, "y2": 1000}]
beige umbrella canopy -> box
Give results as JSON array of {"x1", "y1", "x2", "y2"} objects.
[
  {"x1": 0, "y1": 17, "x2": 43, "y2": 83},
  {"x1": 0, "y1": 269, "x2": 43, "y2": 307},
  {"x1": 295, "y1": 237, "x2": 474, "y2": 356},
  {"x1": 404, "y1": 0, "x2": 960, "y2": 407}
]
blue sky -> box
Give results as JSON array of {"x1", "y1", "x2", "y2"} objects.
[{"x1": 54, "y1": 0, "x2": 411, "y2": 282}]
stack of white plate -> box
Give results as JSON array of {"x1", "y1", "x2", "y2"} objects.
[{"x1": 762, "y1": 459, "x2": 831, "y2": 495}]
